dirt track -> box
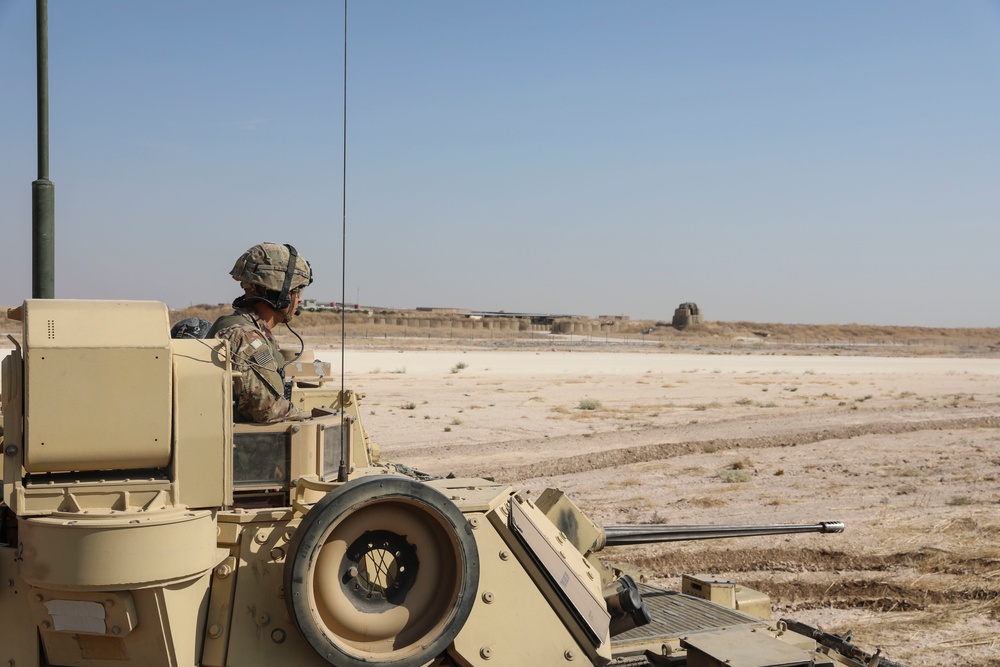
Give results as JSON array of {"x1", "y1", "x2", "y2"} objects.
[{"x1": 345, "y1": 348, "x2": 1000, "y2": 667}]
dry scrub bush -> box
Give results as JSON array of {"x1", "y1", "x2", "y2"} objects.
[
  {"x1": 729, "y1": 457, "x2": 753, "y2": 470},
  {"x1": 718, "y1": 469, "x2": 752, "y2": 483}
]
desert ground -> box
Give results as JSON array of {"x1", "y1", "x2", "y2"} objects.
[
  {"x1": 316, "y1": 343, "x2": 1000, "y2": 667},
  {"x1": 2, "y1": 318, "x2": 999, "y2": 666}
]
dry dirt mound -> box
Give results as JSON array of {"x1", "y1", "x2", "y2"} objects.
[{"x1": 456, "y1": 414, "x2": 1000, "y2": 481}]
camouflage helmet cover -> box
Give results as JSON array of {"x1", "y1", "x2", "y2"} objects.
[{"x1": 231, "y1": 242, "x2": 313, "y2": 293}]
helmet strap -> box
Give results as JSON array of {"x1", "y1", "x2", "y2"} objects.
[{"x1": 274, "y1": 244, "x2": 300, "y2": 311}]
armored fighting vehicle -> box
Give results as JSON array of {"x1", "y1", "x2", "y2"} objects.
[{"x1": 0, "y1": 298, "x2": 906, "y2": 667}]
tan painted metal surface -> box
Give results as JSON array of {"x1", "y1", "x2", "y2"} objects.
[{"x1": 23, "y1": 300, "x2": 172, "y2": 472}]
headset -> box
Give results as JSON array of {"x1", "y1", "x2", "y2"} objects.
[{"x1": 270, "y1": 244, "x2": 300, "y2": 311}]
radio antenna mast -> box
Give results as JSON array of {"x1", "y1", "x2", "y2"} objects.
[
  {"x1": 337, "y1": 0, "x2": 350, "y2": 483},
  {"x1": 33, "y1": 0, "x2": 55, "y2": 298}
]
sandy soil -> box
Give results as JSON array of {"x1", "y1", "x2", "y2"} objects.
[{"x1": 333, "y1": 347, "x2": 1000, "y2": 667}]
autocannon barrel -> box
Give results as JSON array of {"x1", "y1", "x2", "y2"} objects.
[{"x1": 602, "y1": 521, "x2": 844, "y2": 546}]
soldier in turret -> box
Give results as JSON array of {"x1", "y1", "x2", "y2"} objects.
[{"x1": 208, "y1": 242, "x2": 313, "y2": 423}]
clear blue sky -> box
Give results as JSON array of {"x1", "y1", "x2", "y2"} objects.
[{"x1": 2, "y1": 1, "x2": 998, "y2": 326}]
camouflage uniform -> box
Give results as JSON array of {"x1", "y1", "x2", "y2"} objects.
[{"x1": 210, "y1": 308, "x2": 307, "y2": 424}]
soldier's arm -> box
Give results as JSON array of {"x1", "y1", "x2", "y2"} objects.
[{"x1": 234, "y1": 374, "x2": 307, "y2": 424}]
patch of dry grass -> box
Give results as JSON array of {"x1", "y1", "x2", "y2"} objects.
[
  {"x1": 718, "y1": 469, "x2": 752, "y2": 483},
  {"x1": 688, "y1": 496, "x2": 727, "y2": 508}
]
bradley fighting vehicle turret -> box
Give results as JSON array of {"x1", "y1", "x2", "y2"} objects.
[{"x1": 0, "y1": 299, "x2": 905, "y2": 667}]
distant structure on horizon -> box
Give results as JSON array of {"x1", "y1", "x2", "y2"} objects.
[
  {"x1": 418, "y1": 307, "x2": 578, "y2": 326},
  {"x1": 672, "y1": 302, "x2": 703, "y2": 330},
  {"x1": 416, "y1": 307, "x2": 471, "y2": 315}
]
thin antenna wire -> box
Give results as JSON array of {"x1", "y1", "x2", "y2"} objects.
[
  {"x1": 338, "y1": 0, "x2": 349, "y2": 482},
  {"x1": 340, "y1": 0, "x2": 347, "y2": 393}
]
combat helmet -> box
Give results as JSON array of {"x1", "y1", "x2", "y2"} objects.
[
  {"x1": 231, "y1": 242, "x2": 313, "y2": 311},
  {"x1": 170, "y1": 317, "x2": 212, "y2": 339}
]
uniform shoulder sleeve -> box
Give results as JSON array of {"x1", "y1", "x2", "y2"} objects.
[
  {"x1": 216, "y1": 322, "x2": 273, "y2": 372},
  {"x1": 215, "y1": 321, "x2": 307, "y2": 424}
]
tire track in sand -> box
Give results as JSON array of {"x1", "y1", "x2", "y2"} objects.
[{"x1": 459, "y1": 415, "x2": 1000, "y2": 482}]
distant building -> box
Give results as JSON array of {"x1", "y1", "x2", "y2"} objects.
[
  {"x1": 416, "y1": 307, "x2": 472, "y2": 315},
  {"x1": 672, "y1": 302, "x2": 702, "y2": 329}
]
